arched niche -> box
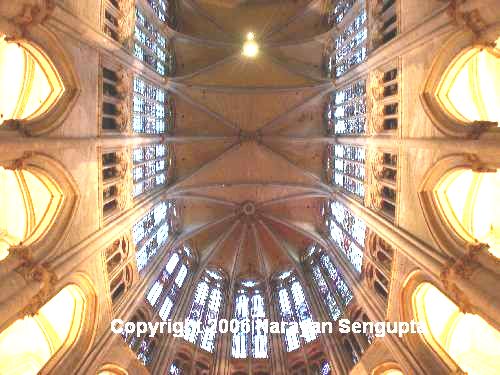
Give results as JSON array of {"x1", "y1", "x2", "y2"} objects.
[
  {"x1": 409, "y1": 281, "x2": 500, "y2": 375},
  {"x1": 0, "y1": 26, "x2": 79, "y2": 136},
  {"x1": 98, "y1": 363, "x2": 129, "y2": 375},
  {"x1": 371, "y1": 362, "x2": 404, "y2": 375},
  {"x1": 0, "y1": 275, "x2": 97, "y2": 375},
  {"x1": 421, "y1": 30, "x2": 500, "y2": 138},
  {"x1": 419, "y1": 154, "x2": 499, "y2": 259},
  {"x1": 0, "y1": 153, "x2": 79, "y2": 262}
]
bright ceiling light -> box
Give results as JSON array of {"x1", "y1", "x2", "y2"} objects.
[{"x1": 242, "y1": 32, "x2": 259, "y2": 58}]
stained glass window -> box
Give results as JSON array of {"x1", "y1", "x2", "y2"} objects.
[
  {"x1": 328, "y1": 144, "x2": 365, "y2": 199},
  {"x1": 325, "y1": 79, "x2": 366, "y2": 135},
  {"x1": 321, "y1": 360, "x2": 332, "y2": 375},
  {"x1": 145, "y1": 245, "x2": 192, "y2": 320},
  {"x1": 274, "y1": 271, "x2": 317, "y2": 352},
  {"x1": 184, "y1": 269, "x2": 226, "y2": 353},
  {"x1": 304, "y1": 244, "x2": 352, "y2": 320},
  {"x1": 134, "y1": 8, "x2": 174, "y2": 76},
  {"x1": 334, "y1": 7, "x2": 367, "y2": 78},
  {"x1": 324, "y1": 200, "x2": 366, "y2": 273},
  {"x1": 122, "y1": 313, "x2": 157, "y2": 366},
  {"x1": 146, "y1": 0, "x2": 168, "y2": 23},
  {"x1": 169, "y1": 363, "x2": 183, "y2": 374},
  {"x1": 132, "y1": 143, "x2": 172, "y2": 198},
  {"x1": 133, "y1": 76, "x2": 173, "y2": 134},
  {"x1": 133, "y1": 200, "x2": 178, "y2": 272},
  {"x1": 231, "y1": 281, "x2": 269, "y2": 359},
  {"x1": 328, "y1": 0, "x2": 356, "y2": 26}
]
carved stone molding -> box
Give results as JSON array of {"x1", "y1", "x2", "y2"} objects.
[
  {"x1": 364, "y1": 149, "x2": 385, "y2": 210},
  {"x1": 0, "y1": 0, "x2": 55, "y2": 40},
  {"x1": 367, "y1": 0, "x2": 384, "y2": 51},
  {"x1": 445, "y1": 0, "x2": 487, "y2": 37},
  {"x1": 115, "y1": 149, "x2": 133, "y2": 210},
  {"x1": 117, "y1": 0, "x2": 135, "y2": 49},
  {"x1": 16, "y1": 263, "x2": 57, "y2": 317},
  {"x1": 439, "y1": 244, "x2": 486, "y2": 313},
  {"x1": 366, "y1": 70, "x2": 385, "y2": 134},
  {"x1": 115, "y1": 68, "x2": 133, "y2": 134}
]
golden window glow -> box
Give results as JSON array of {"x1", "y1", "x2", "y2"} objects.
[
  {"x1": 413, "y1": 283, "x2": 500, "y2": 374},
  {"x1": 380, "y1": 370, "x2": 403, "y2": 375},
  {"x1": 0, "y1": 36, "x2": 64, "y2": 126},
  {"x1": 438, "y1": 37, "x2": 500, "y2": 125},
  {"x1": 242, "y1": 32, "x2": 259, "y2": 58},
  {"x1": 436, "y1": 168, "x2": 500, "y2": 258},
  {"x1": 0, "y1": 285, "x2": 86, "y2": 375},
  {"x1": 0, "y1": 166, "x2": 63, "y2": 261}
]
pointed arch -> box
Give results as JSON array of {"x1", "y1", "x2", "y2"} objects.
[
  {"x1": 0, "y1": 274, "x2": 97, "y2": 375},
  {"x1": 0, "y1": 26, "x2": 79, "y2": 135},
  {"x1": 0, "y1": 153, "x2": 79, "y2": 262},
  {"x1": 419, "y1": 154, "x2": 500, "y2": 259},
  {"x1": 409, "y1": 281, "x2": 500, "y2": 374},
  {"x1": 421, "y1": 30, "x2": 500, "y2": 137}
]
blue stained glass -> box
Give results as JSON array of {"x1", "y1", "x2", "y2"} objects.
[
  {"x1": 169, "y1": 363, "x2": 182, "y2": 374},
  {"x1": 329, "y1": 144, "x2": 365, "y2": 199},
  {"x1": 332, "y1": 6, "x2": 367, "y2": 78},
  {"x1": 133, "y1": 201, "x2": 177, "y2": 272},
  {"x1": 184, "y1": 270, "x2": 225, "y2": 353}
]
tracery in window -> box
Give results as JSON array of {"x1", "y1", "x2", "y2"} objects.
[
  {"x1": 435, "y1": 168, "x2": 500, "y2": 258},
  {"x1": 327, "y1": 0, "x2": 356, "y2": 27},
  {"x1": 0, "y1": 37, "x2": 64, "y2": 127},
  {"x1": 364, "y1": 151, "x2": 398, "y2": 221},
  {"x1": 133, "y1": 76, "x2": 173, "y2": 134},
  {"x1": 332, "y1": 6, "x2": 367, "y2": 78},
  {"x1": 437, "y1": 38, "x2": 500, "y2": 125},
  {"x1": 134, "y1": 8, "x2": 174, "y2": 76},
  {"x1": 133, "y1": 200, "x2": 178, "y2": 272},
  {"x1": 183, "y1": 268, "x2": 226, "y2": 353},
  {"x1": 273, "y1": 270, "x2": 317, "y2": 352},
  {"x1": 231, "y1": 280, "x2": 268, "y2": 359},
  {"x1": 132, "y1": 143, "x2": 172, "y2": 199},
  {"x1": 146, "y1": 245, "x2": 193, "y2": 320},
  {"x1": 0, "y1": 166, "x2": 63, "y2": 261},
  {"x1": 326, "y1": 144, "x2": 365, "y2": 199},
  {"x1": 325, "y1": 79, "x2": 366, "y2": 135},
  {"x1": 169, "y1": 362, "x2": 183, "y2": 374},
  {"x1": 303, "y1": 244, "x2": 354, "y2": 321},
  {"x1": 323, "y1": 200, "x2": 366, "y2": 273},
  {"x1": 413, "y1": 282, "x2": 500, "y2": 375},
  {"x1": 320, "y1": 360, "x2": 332, "y2": 375},
  {"x1": 122, "y1": 311, "x2": 158, "y2": 366},
  {"x1": 146, "y1": 0, "x2": 176, "y2": 27},
  {"x1": 0, "y1": 285, "x2": 86, "y2": 375},
  {"x1": 106, "y1": 236, "x2": 133, "y2": 306}
]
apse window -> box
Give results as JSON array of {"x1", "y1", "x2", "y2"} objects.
[
  {"x1": 438, "y1": 37, "x2": 500, "y2": 125},
  {"x1": 0, "y1": 37, "x2": 64, "y2": 126}
]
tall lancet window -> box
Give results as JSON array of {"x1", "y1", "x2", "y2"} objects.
[
  {"x1": 146, "y1": 0, "x2": 176, "y2": 27},
  {"x1": 184, "y1": 269, "x2": 226, "y2": 353},
  {"x1": 273, "y1": 270, "x2": 317, "y2": 352},
  {"x1": 133, "y1": 76, "x2": 173, "y2": 134},
  {"x1": 133, "y1": 200, "x2": 178, "y2": 272},
  {"x1": 134, "y1": 8, "x2": 174, "y2": 76},
  {"x1": 325, "y1": 79, "x2": 366, "y2": 135},
  {"x1": 332, "y1": 3, "x2": 367, "y2": 78},
  {"x1": 146, "y1": 245, "x2": 194, "y2": 320},
  {"x1": 328, "y1": 0, "x2": 357, "y2": 26},
  {"x1": 327, "y1": 144, "x2": 365, "y2": 200},
  {"x1": 303, "y1": 244, "x2": 354, "y2": 321},
  {"x1": 323, "y1": 200, "x2": 366, "y2": 273},
  {"x1": 132, "y1": 143, "x2": 173, "y2": 199},
  {"x1": 231, "y1": 280, "x2": 269, "y2": 359}
]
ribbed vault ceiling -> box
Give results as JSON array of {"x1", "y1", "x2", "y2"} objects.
[{"x1": 166, "y1": 0, "x2": 333, "y2": 281}]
